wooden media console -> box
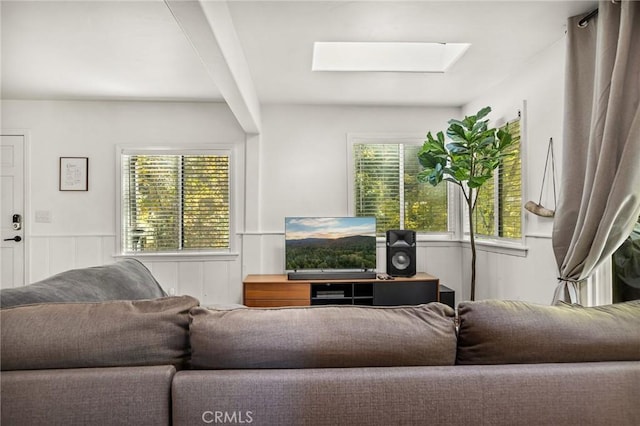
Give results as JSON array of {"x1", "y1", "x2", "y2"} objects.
[{"x1": 243, "y1": 273, "x2": 440, "y2": 308}]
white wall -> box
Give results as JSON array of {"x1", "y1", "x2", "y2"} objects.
[
  {"x1": 2, "y1": 100, "x2": 246, "y2": 305},
  {"x1": 259, "y1": 104, "x2": 460, "y2": 230},
  {"x1": 242, "y1": 104, "x2": 465, "y2": 296},
  {"x1": 3, "y1": 34, "x2": 569, "y2": 306},
  {"x1": 245, "y1": 32, "x2": 570, "y2": 306},
  {"x1": 461, "y1": 36, "x2": 567, "y2": 303},
  {"x1": 243, "y1": 34, "x2": 570, "y2": 304}
]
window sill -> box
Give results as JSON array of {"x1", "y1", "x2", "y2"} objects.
[
  {"x1": 114, "y1": 252, "x2": 240, "y2": 262},
  {"x1": 461, "y1": 238, "x2": 528, "y2": 257},
  {"x1": 375, "y1": 233, "x2": 527, "y2": 254},
  {"x1": 375, "y1": 233, "x2": 456, "y2": 244}
]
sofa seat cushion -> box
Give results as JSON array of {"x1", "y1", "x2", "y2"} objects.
[
  {"x1": 172, "y1": 362, "x2": 640, "y2": 426},
  {"x1": 456, "y1": 299, "x2": 640, "y2": 365},
  {"x1": 1, "y1": 295, "x2": 199, "y2": 371},
  {"x1": 1, "y1": 366, "x2": 175, "y2": 426},
  {"x1": 189, "y1": 303, "x2": 457, "y2": 369},
  {"x1": 0, "y1": 259, "x2": 166, "y2": 308}
]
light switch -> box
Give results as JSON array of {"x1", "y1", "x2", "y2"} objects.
[{"x1": 35, "y1": 210, "x2": 51, "y2": 223}]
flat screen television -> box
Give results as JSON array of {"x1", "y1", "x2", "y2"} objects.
[{"x1": 285, "y1": 217, "x2": 377, "y2": 280}]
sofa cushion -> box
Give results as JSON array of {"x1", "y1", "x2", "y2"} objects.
[
  {"x1": 189, "y1": 303, "x2": 457, "y2": 369},
  {"x1": 1, "y1": 295, "x2": 199, "y2": 371},
  {"x1": 2, "y1": 366, "x2": 176, "y2": 426},
  {"x1": 0, "y1": 259, "x2": 166, "y2": 308},
  {"x1": 456, "y1": 299, "x2": 640, "y2": 365}
]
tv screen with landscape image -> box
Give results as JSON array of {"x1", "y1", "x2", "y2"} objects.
[{"x1": 285, "y1": 217, "x2": 377, "y2": 274}]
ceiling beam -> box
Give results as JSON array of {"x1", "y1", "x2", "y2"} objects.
[{"x1": 165, "y1": 0, "x2": 261, "y2": 134}]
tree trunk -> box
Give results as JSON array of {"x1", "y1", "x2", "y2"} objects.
[{"x1": 467, "y1": 195, "x2": 477, "y2": 301}]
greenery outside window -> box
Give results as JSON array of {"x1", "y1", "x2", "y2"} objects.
[
  {"x1": 350, "y1": 139, "x2": 449, "y2": 236},
  {"x1": 119, "y1": 149, "x2": 231, "y2": 254},
  {"x1": 474, "y1": 117, "x2": 522, "y2": 239}
]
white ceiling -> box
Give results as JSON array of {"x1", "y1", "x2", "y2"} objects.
[
  {"x1": 1, "y1": 0, "x2": 597, "y2": 107},
  {"x1": 1, "y1": 0, "x2": 222, "y2": 102}
]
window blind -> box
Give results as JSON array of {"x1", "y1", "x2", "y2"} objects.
[
  {"x1": 353, "y1": 142, "x2": 448, "y2": 235},
  {"x1": 121, "y1": 153, "x2": 230, "y2": 253},
  {"x1": 498, "y1": 119, "x2": 522, "y2": 238},
  {"x1": 474, "y1": 172, "x2": 496, "y2": 236},
  {"x1": 474, "y1": 118, "x2": 522, "y2": 239},
  {"x1": 403, "y1": 145, "x2": 448, "y2": 232},
  {"x1": 354, "y1": 143, "x2": 400, "y2": 235}
]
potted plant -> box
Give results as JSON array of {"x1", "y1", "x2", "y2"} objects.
[{"x1": 417, "y1": 106, "x2": 514, "y2": 300}]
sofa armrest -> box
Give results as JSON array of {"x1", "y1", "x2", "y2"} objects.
[{"x1": 0, "y1": 259, "x2": 166, "y2": 308}]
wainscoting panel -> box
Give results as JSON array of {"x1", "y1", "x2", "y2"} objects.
[
  {"x1": 418, "y1": 243, "x2": 464, "y2": 298},
  {"x1": 75, "y1": 236, "x2": 107, "y2": 270},
  {"x1": 29, "y1": 237, "x2": 51, "y2": 283},
  {"x1": 207, "y1": 260, "x2": 243, "y2": 305},
  {"x1": 241, "y1": 233, "x2": 284, "y2": 275},
  {"x1": 27, "y1": 235, "x2": 244, "y2": 305},
  {"x1": 462, "y1": 235, "x2": 558, "y2": 304},
  {"x1": 29, "y1": 235, "x2": 117, "y2": 282},
  {"x1": 142, "y1": 259, "x2": 243, "y2": 306},
  {"x1": 145, "y1": 261, "x2": 179, "y2": 295},
  {"x1": 48, "y1": 237, "x2": 76, "y2": 278},
  {"x1": 178, "y1": 262, "x2": 205, "y2": 299},
  {"x1": 27, "y1": 234, "x2": 571, "y2": 306}
]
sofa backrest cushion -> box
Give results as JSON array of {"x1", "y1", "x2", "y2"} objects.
[
  {"x1": 1, "y1": 295, "x2": 199, "y2": 371},
  {"x1": 0, "y1": 259, "x2": 166, "y2": 308},
  {"x1": 456, "y1": 299, "x2": 640, "y2": 365},
  {"x1": 189, "y1": 303, "x2": 457, "y2": 369}
]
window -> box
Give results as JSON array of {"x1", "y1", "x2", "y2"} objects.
[
  {"x1": 119, "y1": 149, "x2": 231, "y2": 254},
  {"x1": 474, "y1": 117, "x2": 522, "y2": 239},
  {"x1": 351, "y1": 140, "x2": 448, "y2": 236}
]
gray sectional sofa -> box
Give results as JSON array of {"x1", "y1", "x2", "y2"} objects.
[{"x1": 1, "y1": 260, "x2": 639, "y2": 425}]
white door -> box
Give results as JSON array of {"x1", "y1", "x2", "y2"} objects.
[{"x1": 1, "y1": 135, "x2": 25, "y2": 288}]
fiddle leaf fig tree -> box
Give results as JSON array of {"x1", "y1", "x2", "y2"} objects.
[{"x1": 417, "y1": 106, "x2": 514, "y2": 300}]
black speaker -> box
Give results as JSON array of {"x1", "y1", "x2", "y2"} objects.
[
  {"x1": 386, "y1": 230, "x2": 416, "y2": 277},
  {"x1": 439, "y1": 285, "x2": 455, "y2": 309}
]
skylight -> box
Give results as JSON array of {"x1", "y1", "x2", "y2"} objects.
[{"x1": 312, "y1": 42, "x2": 471, "y2": 73}]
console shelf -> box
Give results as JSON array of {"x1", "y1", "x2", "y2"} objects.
[
  {"x1": 243, "y1": 273, "x2": 440, "y2": 308},
  {"x1": 310, "y1": 282, "x2": 374, "y2": 305}
]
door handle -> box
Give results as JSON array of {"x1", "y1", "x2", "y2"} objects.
[{"x1": 4, "y1": 236, "x2": 22, "y2": 242}]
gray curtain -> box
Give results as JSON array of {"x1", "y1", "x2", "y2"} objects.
[{"x1": 552, "y1": 1, "x2": 640, "y2": 304}]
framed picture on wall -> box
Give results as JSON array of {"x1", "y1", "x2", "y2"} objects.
[{"x1": 59, "y1": 157, "x2": 89, "y2": 191}]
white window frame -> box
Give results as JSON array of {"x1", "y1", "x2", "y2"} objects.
[
  {"x1": 347, "y1": 118, "x2": 527, "y2": 257},
  {"x1": 115, "y1": 144, "x2": 239, "y2": 261},
  {"x1": 347, "y1": 133, "x2": 457, "y2": 242}
]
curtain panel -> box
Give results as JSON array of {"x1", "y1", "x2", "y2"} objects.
[{"x1": 552, "y1": 1, "x2": 640, "y2": 304}]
